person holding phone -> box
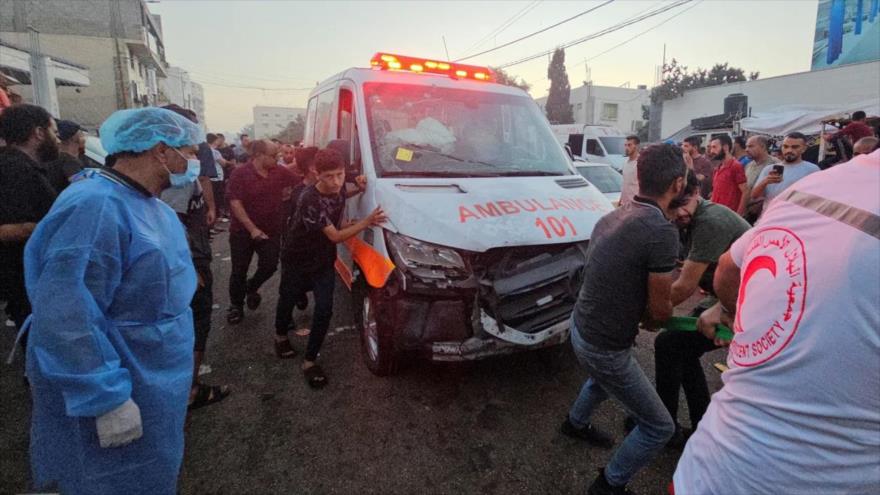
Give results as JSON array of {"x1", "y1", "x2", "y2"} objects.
[{"x1": 751, "y1": 132, "x2": 820, "y2": 208}]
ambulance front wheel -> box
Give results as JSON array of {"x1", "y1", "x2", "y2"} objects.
[{"x1": 353, "y1": 280, "x2": 400, "y2": 376}]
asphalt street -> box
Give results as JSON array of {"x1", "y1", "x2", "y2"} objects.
[{"x1": 0, "y1": 226, "x2": 725, "y2": 495}]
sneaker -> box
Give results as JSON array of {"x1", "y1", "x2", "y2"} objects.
[
  {"x1": 561, "y1": 417, "x2": 614, "y2": 449},
  {"x1": 227, "y1": 305, "x2": 244, "y2": 324},
  {"x1": 666, "y1": 426, "x2": 693, "y2": 450},
  {"x1": 588, "y1": 468, "x2": 637, "y2": 495},
  {"x1": 246, "y1": 291, "x2": 262, "y2": 310}
]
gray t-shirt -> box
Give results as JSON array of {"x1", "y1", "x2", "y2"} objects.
[
  {"x1": 574, "y1": 197, "x2": 679, "y2": 350},
  {"x1": 755, "y1": 160, "x2": 820, "y2": 202}
]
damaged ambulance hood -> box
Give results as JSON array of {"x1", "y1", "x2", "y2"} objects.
[{"x1": 374, "y1": 176, "x2": 613, "y2": 253}]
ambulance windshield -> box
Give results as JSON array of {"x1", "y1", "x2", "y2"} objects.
[{"x1": 364, "y1": 83, "x2": 572, "y2": 177}]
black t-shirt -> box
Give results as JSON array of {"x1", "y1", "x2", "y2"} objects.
[
  {"x1": 284, "y1": 185, "x2": 345, "y2": 272},
  {"x1": 0, "y1": 147, "x2": 58, "y2": 299},
  {"x1": 573, "y1": 196, "x2": 679, "y2": 350},
  {"x1": 45, "y1": 152, "x2": 85, "y2": 193}
]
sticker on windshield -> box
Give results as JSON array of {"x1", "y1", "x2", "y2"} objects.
[{"x1": 395, "y1": 148, "x2": 414, "y2": 162}]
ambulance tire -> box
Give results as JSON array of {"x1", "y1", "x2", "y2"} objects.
[{"x1": 353, "y1": 280, "x2": 399, "y2": 376}]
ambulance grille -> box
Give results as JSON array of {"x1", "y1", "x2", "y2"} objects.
[
  {"x1": 475, "y1": 243, "x2": 586, "y2": 334},
  {"x1": 555, "y1": 177, "x2": 589, "y2": 189}
]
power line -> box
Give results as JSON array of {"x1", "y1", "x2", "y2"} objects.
[
  {"x1": 574, "y1": 0, "x2": 704, "y2": 67},
  {"x1": 495, "y1": 0, "x2": 692, "y2": 69},
  {"x1": 455, "y1": 0, "x2": 616, "y2": 62},
  {"x1": 460, "y1": 0, "x2": 543, "y2": 57},
  {"x1": 191, "y1": 77, "x2": 314, "y2": 92}
]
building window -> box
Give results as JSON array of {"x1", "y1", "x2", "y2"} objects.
[
  {"x1": 601, "y1": 103, "x2": 618, "y2": 121},
  {"x1": 576, "y1": 103, "x2": 583, "y2": 111},
  {"x1": 262, "y1": 113, "x2": 269, "y2": 117}
]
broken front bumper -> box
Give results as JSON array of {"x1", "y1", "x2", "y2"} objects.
[{"x1": 431, "y1": 310, "x2": 571, "y2": 362}]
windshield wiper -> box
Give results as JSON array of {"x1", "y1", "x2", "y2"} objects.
[
  {"x1": 494, "y1": 170, "x2": 567, "y2": 177},
  {"x1": 382, "y1": 170, "x2": 501, "y2": 178}
]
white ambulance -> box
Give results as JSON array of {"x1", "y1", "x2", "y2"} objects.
[{"x1": 302, "y1": 53, "x2": 613, "y2": 375}]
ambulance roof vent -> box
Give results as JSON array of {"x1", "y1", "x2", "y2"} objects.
[{"x1": 555, "y1": 177, "x2": 589, "y2": 189}]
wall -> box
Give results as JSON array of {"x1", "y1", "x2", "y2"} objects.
[
  {"x1": 254, "y1": 106, "x2": 306, "y2": 139},
  {"x1": 534, "y1": 84, "x2": 649, "y2": 134},
  {"x1": 1, "y1": 0, "x2": 159, "y2": 42},
  {"x1": 660, "y1": 60, "x2": 880, "y2": 138},
  {"x1": 1, "y1": 31, "x2": 119, "y2": 130}
]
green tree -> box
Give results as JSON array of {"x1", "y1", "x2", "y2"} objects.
[
  {"x1": 545, "y1": 48, "x2": 574, "y2": 124},
  {"x1": 273, "y1": 114, "x2": 306, "y2": 144},
  {"x1": 650, "y1": 59, "x2": 759, "y2": 104},
  {"x1": 492, "y1": 67, "x2": 531, "y2": 92}
]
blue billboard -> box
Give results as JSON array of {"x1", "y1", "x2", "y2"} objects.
[{"x1": 812, "y1": 0, "x2": 880, "y2": 69}]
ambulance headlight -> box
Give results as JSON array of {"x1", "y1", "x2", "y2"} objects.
[{"x1": 385, "y1": 232, "x2": 469, "y2": 281}]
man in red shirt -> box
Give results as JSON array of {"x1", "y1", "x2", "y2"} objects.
[
  {"x1": 226, "y1": 139, "x2": 298, "y2": 324},
  {"x1": 826, "y1": 110, "x2": 875, "y2": 145},
  {"x1": 708, "y1": 135, "x2": 747, "y2": 215}
]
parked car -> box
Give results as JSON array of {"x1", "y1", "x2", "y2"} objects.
[{"x1": 575, "y1": 162, "x2": 622, "y2": 206}]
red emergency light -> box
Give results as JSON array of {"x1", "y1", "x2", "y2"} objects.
[{"x1": 370, "y1": 53, "x2": 495, "y2": 82}]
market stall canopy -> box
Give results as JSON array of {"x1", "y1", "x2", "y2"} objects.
[{"x1": 740, "y1": 100, "x2": 880, "y2": 137}]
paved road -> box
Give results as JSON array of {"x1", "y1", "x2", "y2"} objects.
[{"x1": 0, "y1": 227, "x2": 725, "y2": 494}]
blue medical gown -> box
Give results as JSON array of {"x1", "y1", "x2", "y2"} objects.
[{"x1": 24, "y1": 171, "x2": 197, "y2": 494}]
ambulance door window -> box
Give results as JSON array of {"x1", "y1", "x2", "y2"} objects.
[
  {"x1": 586, "y1": 138, "x2": 604, "y2": 157},
  {"x1": 304, "y1": 96, "x2": 318, "y2": 146},
  {"x1": 314, "y1": 89, "x2": 336, "y2": 148}
]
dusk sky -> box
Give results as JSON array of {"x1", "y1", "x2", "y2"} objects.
[{"x1": 148, "y1": 0, "x2": 820, "y2": 132}]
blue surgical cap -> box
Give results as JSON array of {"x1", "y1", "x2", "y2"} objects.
[{"x1": 99, "y1": 107, "x2": 205, "y2": 155}]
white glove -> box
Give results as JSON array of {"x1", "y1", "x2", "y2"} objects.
[{"x1": 96, "y1": 398, "x2": 143, "y2": 448}]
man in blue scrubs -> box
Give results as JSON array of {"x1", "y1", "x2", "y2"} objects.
[{"x1": 23, "y1": 107, "x2": 204, "y2": 494}]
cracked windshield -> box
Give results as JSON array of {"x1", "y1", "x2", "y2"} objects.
[{"x1": 365, "y1": 83, "x2": 570, "y2": 177}]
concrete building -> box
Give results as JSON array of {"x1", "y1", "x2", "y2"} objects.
[
  {"x1": 534, "y1": 83, "x2": 650, "y2": 134},
  {"x1": 1, "y1": 0, "x2": 168, "y2": 130},
  {"x1": 161, "y1": 66, "x2": 206, "y2": 128},
  {"x1": 659, "y1": 61, "x2": 880, "y2": 140},
  {"x1": 0, "y1": 38, "x2": 91, "y2": 117},
  {"x1": 253, "y1": 105, "x2": 306, "y2": 139}
]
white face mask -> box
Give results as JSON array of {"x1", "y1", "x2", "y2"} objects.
[{"x1": 165, "y1": 149, "x2": 200, "y2": 188}]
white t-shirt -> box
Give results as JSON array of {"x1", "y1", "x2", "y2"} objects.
[
  {"x1": 755, "y1": 160, "x2": 820, "y2": 203},
  {"x1": 674, "y1": 149, "x2": 880, "y2": 495},
  {"x1": 619, "y1": 156, "x2": 638, "y2": 206},
  {"x1": 211, "y1": 149, "x2": 224, "y2": 182}
]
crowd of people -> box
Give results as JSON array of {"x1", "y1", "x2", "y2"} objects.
[
  {"x1": 582, "y1": 116, "x2": 878, "y2": 494},
  {"x1": 0, "y1": 101, "x2": 877, "y2": 494}
]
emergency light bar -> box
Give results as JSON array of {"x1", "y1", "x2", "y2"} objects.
[{"x1": 370, "y1": 53, "x2": 495, "y2": 82}]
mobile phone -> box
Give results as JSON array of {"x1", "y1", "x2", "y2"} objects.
[{"x1": 772, "y1": 164, "x2": 784, "y2": 177}]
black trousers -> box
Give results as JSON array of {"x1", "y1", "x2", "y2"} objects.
[
  {"x1": 274, "y1": 259, "x2": 335, "y2": 362},
  {"x1": 228, "y1": 230, "x2": 280, "y2": 308},
  {"x1": 191, "y1": 259, "x2": 213, "y2": 352},
  {"x1": 654, "y1": 329, "x2": 720, "y2": 428}
]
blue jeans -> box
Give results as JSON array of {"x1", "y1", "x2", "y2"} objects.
[{"x1": 568, "y1": 320, "x2": 675, "y2": 487}]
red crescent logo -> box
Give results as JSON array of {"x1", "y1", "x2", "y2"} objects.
[
  {"x1": 735, "y1": 255, "x2": 777, "y2": 334},
  {"x1": 729, "y1": 227, "x2": 807, "y2": 367}
]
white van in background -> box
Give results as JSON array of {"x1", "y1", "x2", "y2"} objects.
[
  {"x1": 303, "y1": 53, "x2": 613, "y2": 375},
  {"x1": 551, "y1": 124, "x2": 627, "y2": 172}
]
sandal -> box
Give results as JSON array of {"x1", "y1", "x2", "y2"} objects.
[
  {"x1": 274, "y1": 338, "x2": 297, "y2": 359},
  {"x1": 303, "y1": 364, "x2": 328, "y2": 389},
  {"x1": 227, "y1": 306, "x2": 243, "y2": 324},
  {"x1": 295, "y1": 328, "x2": 311, "y2": 337},
  {"x1": 188, "y1": 384, "x2": 231, "y2": 411}
]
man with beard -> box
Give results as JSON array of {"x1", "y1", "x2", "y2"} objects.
[
  {"x1": 652, "y1": 171, "x2": 750, "y2": 448},
  {"x1": 709, "y1": 135, "x2": 748, "y2": 214},
  {"x1": 0, "y1": 104, "x2": 59, "y2": 329},
  {"x1": 45, "y1": 119, "x2": 87, "y2": 193},
  {"x1": 751, "y1": 132, "x2": 820, "y2": 206},
  {"x1": 741, "y1": 135, "x2": 778, "y2": 222},
  {"x1": 682, "y1": 136, "x2": 714, "y2": 199}
]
